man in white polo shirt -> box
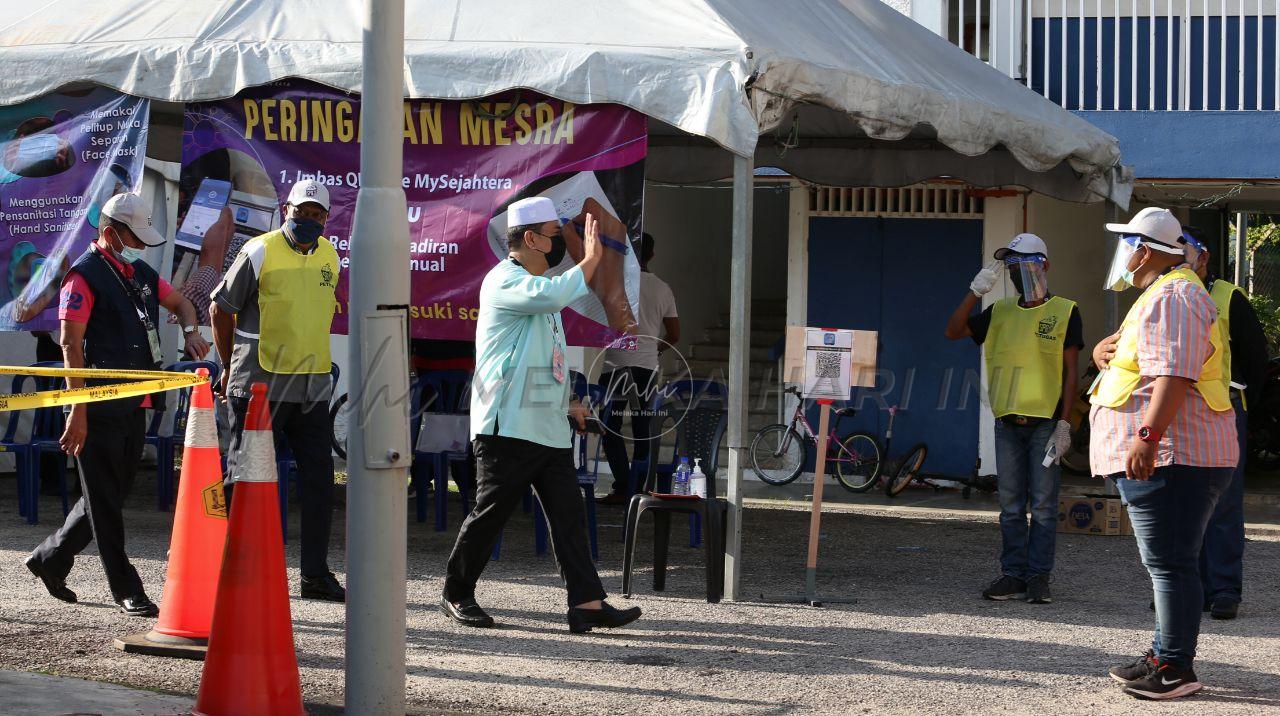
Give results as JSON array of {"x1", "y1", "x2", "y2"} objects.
[{"x1": 596, "y1": 233, "x2": 680, "y2": 504}]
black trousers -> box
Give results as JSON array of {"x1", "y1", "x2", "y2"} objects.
[
  {"x1": 444, "y1": 435, "x2": 606, "y2": 607},
  {"x1": 226, "y1": 397, "x2": 335, "y2": 578},
  {"x1": 34, "y1": 409, "x2": 146, "y2": 600},
  {"x1": 600, "y1": 367, "x2": 656, "y2": 495}
]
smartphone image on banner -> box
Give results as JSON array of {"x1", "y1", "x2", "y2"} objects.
[{"x1": 175, "y1": 178, "x2": 233, "y2": 251}]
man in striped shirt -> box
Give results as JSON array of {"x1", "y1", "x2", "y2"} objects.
[{"x1": 1089, "y1": 208, "x2": 1237, "y2": 701}]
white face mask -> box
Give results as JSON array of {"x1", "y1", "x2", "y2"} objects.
[{"x1": 1103, "y1": 236, "x2": 1141, "y2": 292}]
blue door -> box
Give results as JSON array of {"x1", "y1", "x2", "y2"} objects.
[{"x1": 807, "y1": 216, "x2": 983, "y2": 477}]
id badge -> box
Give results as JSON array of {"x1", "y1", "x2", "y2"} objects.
[
  {"x1": 146, "y1": 326, "x2": 162, "y2": 364},
  {"x1": 552, "y1": 344, "x2": 566, "y2": 384}
]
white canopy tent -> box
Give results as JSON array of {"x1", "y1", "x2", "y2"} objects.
[{"x1": 0, "y1": 0, "x2": 1129, "y2": 634}]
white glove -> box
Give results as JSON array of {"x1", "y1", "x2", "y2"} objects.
[
  {"x1": 1049, "y1": 419, "x2": 1072, "y2": 463},
  {"x1": 969, "y1": 260, "x2": 1001, "y2": 297}
]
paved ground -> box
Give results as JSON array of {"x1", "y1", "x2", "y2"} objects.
[{"x1": 1, "y1": 474, "x2": 1278, "y2": 715}]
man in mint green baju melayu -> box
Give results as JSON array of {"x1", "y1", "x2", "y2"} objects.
[{"x1": 440, "y1": 196, "x2": 642, "y2": 634}]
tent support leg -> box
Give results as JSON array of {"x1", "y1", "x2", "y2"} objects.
[{"x1": 724, "y1": 153, "x2": 754, "y2": 601}]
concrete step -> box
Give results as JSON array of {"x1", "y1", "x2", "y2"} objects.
[
  {"x1": 701, "y1": 327, "x2": 782, "y2": 348},
  {"x1": 690, "y1": 344, "x2": 774, "y2": 362}
]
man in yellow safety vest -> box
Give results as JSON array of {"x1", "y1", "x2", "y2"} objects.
[
  {"x1": 945, "y1": 233, "x2": 1082, "y2": 606},
  {"x1": 210, "y1": 178, "x2": 345, "y2": 602},
  {"x1": 1090, "y1": 208, "x2": 1237, "y2": 700}
]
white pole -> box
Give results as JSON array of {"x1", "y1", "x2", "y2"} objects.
[
  {"x1": 723, "y1": 153, "x2": 754, "y2": 601},
  {"x1": 346, "y1": 0, "x2": 410, "y2": 712}
]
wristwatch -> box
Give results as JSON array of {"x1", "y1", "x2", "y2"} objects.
[
  {"x1": 1137, "y1": 426, "x2": 1162, "y2": 443},
  {"x1": 182, "y1": 325, "x2": 197, "y2": 336}
]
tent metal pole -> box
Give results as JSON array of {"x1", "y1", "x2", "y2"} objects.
[
  {"x1": 346, "y1": 0, "x2": 410, "y2": 713},
  {"x1": 724, "y1": 153, "x2": 754, "y2": 601}
]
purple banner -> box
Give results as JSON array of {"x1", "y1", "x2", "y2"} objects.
[
  {"x1": 181, "y1": 79, "x2": 646, "y2": 346},
  {"x1": 0, "y1": 89, "x2": 149, "y2": 332}
]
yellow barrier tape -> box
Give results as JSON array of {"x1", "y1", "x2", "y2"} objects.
[{"x1": 0, "y1": 366, "x2": 207, "y2": 412}]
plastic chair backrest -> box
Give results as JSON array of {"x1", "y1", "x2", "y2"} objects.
[
  {"x1": 647, "y1": 380, "x2": 727, "y2": 475},
  {"x1": 676, "y1": 403, "x2": 728, "y2": 498},
  {"x1": 419, "y1": 370, "x2": 471, "y2": 414},
  {"x1": 163, "y1": 360, "x2": 220, "y2": 437},
  {"x1": 27, "y1": 361, "x2": 66, "y2": 442},
  {"x1": 3, "y1": 373, "x2": 30, "y2": 443}
]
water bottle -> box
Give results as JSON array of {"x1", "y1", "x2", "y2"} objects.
[
  {"x1": 690, "y1": 458, "x2": 707, "y2": 499},
  {"x1": 673, "y1": 456, "x2": 691, "y2": 496}
]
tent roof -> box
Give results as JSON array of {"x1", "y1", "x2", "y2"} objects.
[{"x1": 0, "y1": 0, "x2": 1130, "y2": 204}]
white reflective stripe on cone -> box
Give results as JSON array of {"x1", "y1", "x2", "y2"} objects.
[
  {"x1": 183, "y1": 406, "x2": 218, "y2": 448},
  {"x1": 231, "y1": 428, "x2": 278, "y2": 483}
]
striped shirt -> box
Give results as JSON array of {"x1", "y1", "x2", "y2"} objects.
[{"x1": 1089, "y1": 273, "x2": 1239, "y2": 476}]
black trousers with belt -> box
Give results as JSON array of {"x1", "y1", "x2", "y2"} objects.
[
  {"x1": 444, "y1": 435, "x2": 606, "y2": 607},
  {"x1": 225, "y1": 397, "x2": 335, "y2": 579},
  {"x1": 34, "y1": 408, "x2": 146, "y2": 600}
]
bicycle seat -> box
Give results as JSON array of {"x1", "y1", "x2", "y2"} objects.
[{"x1": 833, "y1": 407, "x2": 857, "y2": 417}]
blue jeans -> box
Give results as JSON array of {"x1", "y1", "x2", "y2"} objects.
[
  {"x1": 994, "y1": 420, "x2": 1060, "y2": 580},
  {"x1": 1199, "y1": 397, "x2": 1247, "y2": 603},
  {"x1": 1114, "y1": 465, "x2": 1233, "y2": 668}
]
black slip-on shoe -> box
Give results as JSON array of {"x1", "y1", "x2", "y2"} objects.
[
  {"x1": 1209, "y1": 599, "x2": 1239, "y2": 620},
  {"x1": 300, "y1": 573, "x2": 346, "y2": 602},
  {"x1": 24, "y1": 554, "x2": 76, "y2": 604},
  {"x1": 1109, "y1": 650, "x2": 1157, "y2": 683},
  {"x1": 1122, "y1": 662, "x2": 1203, "y2": 700},
  {"x1": 116, "y1": 595, "x2": 159, "y2": 618},
  {"x1": 567, "y1": 602, "x2": 642, "y2": 634},
  {"x1": 440, "y1": 597, "x2": 495, "y2": 628},
  {"x1": 1025, "y1": 574, "x2": 1052, "y2": 604}
]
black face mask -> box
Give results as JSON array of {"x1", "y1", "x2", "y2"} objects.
[{"x1": 536, "y1": 232, "x2": 566, "y2": 267}]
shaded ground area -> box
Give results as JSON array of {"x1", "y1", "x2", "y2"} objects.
[{"x1": 1, "y1": 473, "x2": 1278, "y2": 715}]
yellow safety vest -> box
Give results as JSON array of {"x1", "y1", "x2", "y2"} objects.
[
  {"x1": 255, "y1": 229, "x2": 339, "y2": 374},
  {"x1": 1209, "y1": 278, "x2": 1243, "y2": 399},
  {"x1": 985, "y1": 295, "x2": 1076, "y2": 419},
  {"x1": 1089, "y1": 267, "x2": 1230, "y2": 411}
]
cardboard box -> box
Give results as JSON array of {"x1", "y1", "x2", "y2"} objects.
[{"x1": 1057, "y1": 494, "x2": 1133, "y2": 536}]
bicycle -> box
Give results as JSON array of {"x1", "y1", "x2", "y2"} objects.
[
  {"x1": 748, "y1": 386, "x2": 883, "y2": 492},
  {"x1": 880, "y1": 405, "x2": 929, "y2": 497}
]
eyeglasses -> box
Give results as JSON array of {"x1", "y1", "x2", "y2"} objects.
[{"x1": 291, "y1": 206, "x2": 329, "y2": 222}]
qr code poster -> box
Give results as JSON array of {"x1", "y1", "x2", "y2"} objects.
[{"x1": 803, "y1": 328, "x2": 853, "y2": 400}]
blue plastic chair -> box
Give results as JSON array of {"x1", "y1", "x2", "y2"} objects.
[
  {"x1": 17, "y1": 362, "x2": 72, "y2": 525},
  {"x1": 276, "y1": 362, "x2": 339, "y2": 544},
  {"x1": 409, "y1": 370, "x2": 472, "y2": 531},
  {"x1": 2, "y1": 374, "x2": 39, "y2": 523},
  {"x1": 146, "y1": 360, "x2": 219, "y2": 511}
]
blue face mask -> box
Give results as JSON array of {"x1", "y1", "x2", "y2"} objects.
[
  {"x1": 108, "y1": 228, "x2": 146, "y2": 264},
  {"x1": 286, "y1": 217, "x2": 325, "y2": 245}
]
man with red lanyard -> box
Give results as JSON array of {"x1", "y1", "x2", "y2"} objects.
[
  {"x1": 1090, "y1": 207, "x2": 1236, "y2": 700},
  {"x1": 25, "y1": 193, "x2": 209, "y2": 617}
]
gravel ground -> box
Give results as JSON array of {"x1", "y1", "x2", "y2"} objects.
[{"x1": 1, "y1": 477, "x2": 1278, "y2": 715}]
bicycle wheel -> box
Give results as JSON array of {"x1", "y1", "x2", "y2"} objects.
[
  {"x1": 885, "y1": 443, "x2": 928, "y2": 497},
  {"x1": 330, "y1": 392, "x2": 350, "y2": 460},
  {"x1": 749, "y1": 424, "x2": 806, "y2": 485},
  {"x1": 833, "y1": 432, "x2": 882, "y2": 492}
]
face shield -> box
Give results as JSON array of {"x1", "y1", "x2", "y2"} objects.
[
  {"x1": 1181, "y1": 230, "x2": 1208, "y2": 275},
  {"x1": 1103, "y1": 234, "x2": 1143, "y2": 292},
  {"x1": 1006, "y1": 253, "x2": 1048, "y2": 302}
]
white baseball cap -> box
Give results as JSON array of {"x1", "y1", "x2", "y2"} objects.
[
  {"x1": 286, "y1": 179, "x2": 330, "y2": 211},
  {"x1": 1105, "y1": 207, "x2": 1184, "y2": 253},
  {"x1": 993, "y1": 232, "x2": 1048, "y2": 260},
  {"x1": 100, "y1": 192, "x2": 165, "y2": 247},
  {"x1": 507, "y1": 196, "x2": 558, "y2": 229}
]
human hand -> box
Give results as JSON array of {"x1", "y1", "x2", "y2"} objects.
[
  {"x1": 214, "y1": 367, "x2": 228, "y2": 401},
  {"x1": 568, "y1": 400, "x2": 590, "y2": 432},
  {"x1": 1093, "y1": 332, "x2": 1120, "y2": 369},
  {"x1": 60, "y1": 405, "x2": 87, "y2": 457},
  {"x1": 198, "y1": 207, "x2": 234, "y2": 271},
  {"x1": 184, "y1": 330, "x2": 211, "y2": 360},
  {"x1": 1124, "y1": 438, "x2": 1156, "y2": 481},
  {"x1": 969, "y1": 260, "x2": 1001, "y2": 297}
]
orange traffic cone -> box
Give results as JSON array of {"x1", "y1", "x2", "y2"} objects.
[
  {"x1": 193, "y1": 383, "x2": 305, "y2": 716},
  {"x1": 115, "y1": 367, "x2": 228, "y2": 660}
]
